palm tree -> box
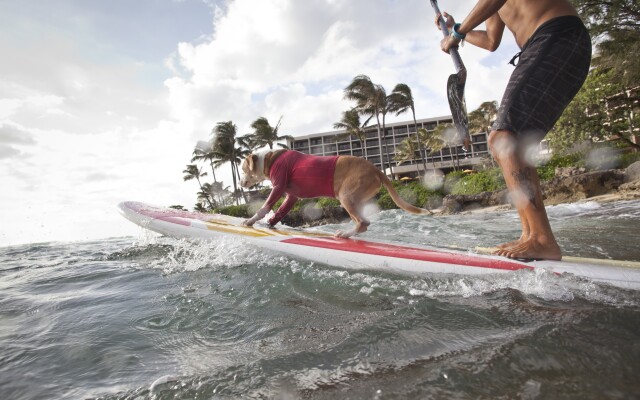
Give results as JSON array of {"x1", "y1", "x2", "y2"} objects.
[
  {"x1": 237, "y1": 133, "x2": 261, "y2": 154},
  {"x1": 212, "y1": 121, "x2": 248, "y2": 205},
  {"x1": 194, "y1": 203, "x2": 207, "y2": 212},
  {"x1": 431, "y1": 123, "x2": 460, "y2": 171},
  {"x1": 376, "y1": 85, "x2": 394, "y2": 179},
  {"x1": 387, "y1": 83, "x2": 427, "y2": 173},
  {"x1": 191, "y1": 140, "x2": 219, "y2": 186},
  {"x1": 250, "y1": 116, "x2": 294, "y2": 150},
  {"x1": 343, "y1": 75, "x2": 393, "y2": 178},
  {"x1": 198, "y1": 183, "x2": 220, "y2": 209},
  {"x1": 333, "y1": 108, "x2": 371, "y2": 158},
  {"x1": 420, "y1": 128, "x2": 446, "y2": 172},
  {"x1": 468, "y1": 101, "x2": 499, "y2": 168},
  {"x1": 209, "y1": 181, "x2": 232, "y2": 206},
  {"x1": 468, "y1": 100, "x2": 498, "y2": 134},
  {"x1": 394, "y1": 137, "x2": 421, "y2": 168},
  {"x1": 183, "y1": 164, "x2": 215, "y2": 209}
]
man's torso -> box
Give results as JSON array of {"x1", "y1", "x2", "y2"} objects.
[{"x1": 498, "y1": 0, "x2": 579, "y2": 47}]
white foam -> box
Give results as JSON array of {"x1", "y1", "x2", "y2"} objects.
[{"x1": 546, "y1": 201, "x2": 601, "y2": 217}]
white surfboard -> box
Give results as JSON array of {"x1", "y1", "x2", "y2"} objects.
[{"x1": 118, "y1": 201, "x2": 640, "y2": 290}]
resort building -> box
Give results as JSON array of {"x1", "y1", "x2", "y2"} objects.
[{"x1": 290, "y1": 115, "x2": 492, "y2": 179}]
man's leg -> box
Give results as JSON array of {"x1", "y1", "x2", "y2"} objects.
[{"x1": 489, "y1": 130, "x2": 561, "y2": 260}]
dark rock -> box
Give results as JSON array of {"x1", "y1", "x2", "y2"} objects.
[
  {"x1": 281, "y1": 206, "x2": 349, "y2": 228},
  {"x1": 441, "y1": 189, "x2": 509, "y2": 214},
  {"x1": 441, "y1": 169, "x2": 628, "y2": 213},
  {"x1": 555, "y1": 166, "x2": 586, "y2": 177},
  {"x1": 541, "y1": 169, "x2": 625, "y2": 204},
  {"x1": 625, "y1": 161, "x2": 640, "y2": 183}
]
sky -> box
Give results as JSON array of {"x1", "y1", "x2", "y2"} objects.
[{"x1": 0, "y1": 0, "x2": 519, "y2": 246}]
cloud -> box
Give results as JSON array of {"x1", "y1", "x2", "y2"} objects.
[
  {"x1": 164, "y1": 0, "x2": 519, "y2": 141},
  {"x1": 0, "y1": 122, "x2": 36, "y2": 145},
  {"x1": 0, "y1": 0, "x2": 524, "y2": 246},
  {"x1": 0, "y1": 122, "x2": 36, "y2": 160},
  {"x1": 0, "y1": 145, "x2": 22, "y2": 160}
]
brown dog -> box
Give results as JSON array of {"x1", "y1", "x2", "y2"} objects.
[{"x1": 240, "y1": 150, "x2": 431, "y2": 238}]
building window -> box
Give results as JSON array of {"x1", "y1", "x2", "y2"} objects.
[
  {"x1": 310, "y1": 146, "x2": 323, "y2": 155},
  {"x1": 324, "y1": 135, "x2": 336, "y2": 144},
  {"x1": 473, "y1": 143, "x2": 488, "y2": 152},
  {"x1": 310, "y1": 138, "x2": 321, "y2": 145}
]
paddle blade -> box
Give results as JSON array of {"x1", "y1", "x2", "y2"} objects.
[{"x1": 446, "y1": 72, "x2": 470, "y2": 151}]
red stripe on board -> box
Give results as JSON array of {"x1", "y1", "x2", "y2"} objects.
[{"x1": 282, "y1": 237, "x2": 533, "y2": 272}]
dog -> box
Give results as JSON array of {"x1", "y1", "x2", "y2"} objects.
[{"x1": 240, "y1": 149, "x2": 431, "y2": 238}]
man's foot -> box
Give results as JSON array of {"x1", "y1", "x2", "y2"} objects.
[
  {"x1": 494, "y1": 237, "x2": 561, "y2": 261},
  {"x1": 496, "y1": 238, "x2": 525, "y2": 249}
]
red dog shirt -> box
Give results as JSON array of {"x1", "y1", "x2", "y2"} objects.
[{"x1": 264, "y1": 151, "x2": 339, "y2": 226}]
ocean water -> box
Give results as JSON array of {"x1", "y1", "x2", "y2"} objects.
[{"x1": 1, "y1": 200, "x2": 639, "y2": 399}]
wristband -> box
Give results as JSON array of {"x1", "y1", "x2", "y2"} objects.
[{"x1": 451, "y1": 23, "x2": 466, "y2": 40}]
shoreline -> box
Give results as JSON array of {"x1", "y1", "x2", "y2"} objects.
[
  {"x1": 448, "y1": 191, "x2": 640, "y2": 216},
  {"x1": 287, "y1": 164, "x2": 640, "y2": 226}
]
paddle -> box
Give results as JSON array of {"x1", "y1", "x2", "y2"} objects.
[{"x1": 430, "y1": 0, "x2": 470, "y2": 151}]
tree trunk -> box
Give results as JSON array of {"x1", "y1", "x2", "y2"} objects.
[
  {"x1": 413, "y1": 110, "x2": 427, "y2": 174},
  {"x1": 234, "y1": 161, "x2": 249, "y2": 203},
  {"x1": 382, "y1": 113, "x2": 393, "y2": 180},
  {"x1": 196, "y1": 176, "x2": 215, "y2": 209},
  {"x1": 375, "y1": 113, "x2": 386, "y2": 175}
]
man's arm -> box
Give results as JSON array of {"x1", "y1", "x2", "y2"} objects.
[
  {"x1": 439, "y1": 0, "x2": 507, "y2": 52},
  {"x1": 464, "y1": 13, "x2": 505, "y2": 51}
]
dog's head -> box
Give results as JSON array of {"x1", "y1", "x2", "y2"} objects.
[{"x1": 240, "y1": 153, "x2": 265, "y2": 188}]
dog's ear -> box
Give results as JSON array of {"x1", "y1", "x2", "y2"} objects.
[{"x1": 247, "y1": 154, "x2": 258, "y2": 172}]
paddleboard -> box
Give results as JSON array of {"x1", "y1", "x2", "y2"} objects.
[{"x1": 118, "y1": 201, "x2": 640, "y2": 290}]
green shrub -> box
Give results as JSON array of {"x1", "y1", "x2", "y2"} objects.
[
  {"x1": 620, "y1": 151, "x2": 640, "y2": 169},
  {"x1": 215, "y1": 204, "x2": 250, "y2": 218},
  {"x1": 376, "y1": 187, "x2": 397, "y2": 210},
  {"x1": 537, "y1": 152, "x2": 586, "y2": 181},
  {"x1": 449, "y1": 168, "x2": 505, "y2": 195},
  {"x1": 316, "y1": 198, "x2": 342, "y2": 208},
  {"x1": 374, "y1": 181, "x2": 442, "y2": 210}
]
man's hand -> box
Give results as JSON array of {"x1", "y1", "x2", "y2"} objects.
[
  {"x1": 435, "y1": 11, "x2": 461, "y2": 53},
  {"x1": 441, "y1": 35, "x2": 461, "y2": 53},
  {"x1": 435, "y1": 11, "x2": 455, "y2": 32}
]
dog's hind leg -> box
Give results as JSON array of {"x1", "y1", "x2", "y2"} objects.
[{"x1": 335, "y1": 198, "x2": 370, "y2": 238}]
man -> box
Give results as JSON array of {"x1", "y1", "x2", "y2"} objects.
[{"x1": 437, "y1": 0, "x2": 591, "y2": 260}]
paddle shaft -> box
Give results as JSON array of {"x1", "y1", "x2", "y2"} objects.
[{"x1": 430, "y1": 0, "x2": 466, "y2": 75}]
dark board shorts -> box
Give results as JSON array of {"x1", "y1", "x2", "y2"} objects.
[{"x1": 492, "y1": 16, "x2": 592, "y2": 141}]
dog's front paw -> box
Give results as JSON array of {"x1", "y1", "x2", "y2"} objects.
[
  {"x1": 242, "y1": 219, "x2": 255, "y2": 227},
  {"x1": 334, "y1": 230, "x2": 353, "y2": 239}
]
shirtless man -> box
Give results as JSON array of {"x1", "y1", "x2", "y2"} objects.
[{"x1": 437, "y1": 0, "x2": 591, "y2": 260}]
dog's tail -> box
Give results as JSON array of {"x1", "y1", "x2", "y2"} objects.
[{"x1": 378, "y1": 171, "x2": 433, "y2": 215}]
